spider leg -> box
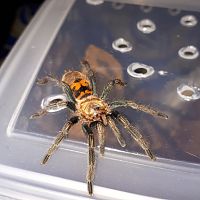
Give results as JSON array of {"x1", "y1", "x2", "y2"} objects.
[
  {"x1": 36, "y1": 73, "x2": 60, "y2": 85},
  {"x1": 96, "y1": 122, "x2": 105, "y2": 156},
  {"x1": 110, "y1": 100, "x2": 168, "y2": 119},
  {"x1": 106, "y1": 115, "x2": 126, "y2": 147},
  {"x1": 112, "y1": 111, "x2": 156, "y2": 160},
  {"x1": 61, "y1": 82, "x2": 76, "y2": 103},
  {"x1": 41, "y1": 116, "x2": 79, "y2": 164},
  {"x1": 36, "y1": 73, "x2": 76, "y2": 103},
  {"x1": 100, "y1": 79, "x2": 126, "y2": 100},
  {"x1": 81, "y1": 59, "x2": 97, "y2": 96},
  {"x1": 82, "y1": 124, "x2": 96, "y2": 195},
  {"x1": 30, "y1": 100, "x2": 76, "y2": 119}
]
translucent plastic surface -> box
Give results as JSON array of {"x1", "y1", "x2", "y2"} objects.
[{"x1": 11, "y1": 1, "x2": 200, "y2": 164}]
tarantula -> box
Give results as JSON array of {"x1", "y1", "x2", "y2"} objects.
[{"x1": 30, "y1": 59, "x2": 168, "y2": 195}]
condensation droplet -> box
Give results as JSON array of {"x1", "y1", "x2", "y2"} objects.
[
  {"x1": 177, "y1": 84, "x2": 200, "y2": 101},
  {"x1": 158, "y1": 70, "x2": 168, "y2": 76},
  {"x1": 127, "y1": 63, "x2": 155, "y2": 79}
]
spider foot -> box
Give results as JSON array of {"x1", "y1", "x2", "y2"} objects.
[
  {"x1": 157, "y1": 112, "x2": 168, "y2": 119},
  {"x1": 145, "y1": 149, "x2": 156, "y2": 161},
  {"x1": 41, "y1": 154, "x2": 50, "y2": 165},
  {"x1": 87, "y1": 181, "x2": 93, "y2": 196}
]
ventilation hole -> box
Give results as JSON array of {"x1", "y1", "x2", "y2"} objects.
[
  {"x1": 118, "y1": 44, "x2": 128, "y2": 48},
  {"x1": 134, "y1": 68, "x2": 148, "y2": 74},
  {"x1": 50, "y1": 99, "x2": 62, "y2": 104},
  {"x1": 41, "y1": 94, "x2": 67, "y2": 112},
  {"x1": 112, "y1": 38, "x2": 133, "y2": 53},
  {"x1": 184, "y1": 51, "x2": 194, "y2": 56},
  {"x1": 181, "y1": 90, "x2": 194, "y2": 97},
  {"x1": 140, "y1": 5, "x2": 152, "y2": 13},
  {"x1": 137, "y1": 19, "x2": 156, "y2": 34},
  {"x1": 180, "y1": 15, "x2": 198, "y2": 27},
  {"x1": 178, "y1": 46, "x2": 199, "y2": 60},
  {"x1": 177, "y1": 84, "x2": 200, "y2": 101},
  {"x1": 112, "y1": 2, "x2": 124, "y2": 10},
  {"x1": 127, "y1": 63, "x2": 154, "y2": 79},
  {"x1": 86, "y1": 0, "x2": 104, "y2": 5},
  {"x1": 168, "y1": 8, "x2": 181, "y2": 16}
]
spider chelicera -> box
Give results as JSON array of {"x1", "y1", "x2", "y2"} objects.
[{"x1": 30, "y1": 59, "x2": 168, "y2": 195}]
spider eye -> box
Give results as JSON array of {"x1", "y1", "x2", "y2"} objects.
[{"x1": 94, "y1": 106, "x2": 100, "y2": 110}]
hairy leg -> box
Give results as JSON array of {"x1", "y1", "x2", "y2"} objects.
[
  {"x1": 110, "y1": 100, "x2": 168, "y2": 119},
  {"x1": 112, "y1": 111, "x2": 156, "y2": 160},
  {"x1": 81, "y1": 59, "x2": 97, "y2": 96},
  {"x1": 41, "y1": 116, "x2": 79, "y2": 164},
  {"x1": 100, "y1": 79, "x2": 126, "y2": 100},
  {"x1": 30, "y1": 100, "x2": 76, "y2": 119},
  {"x1": 107, "y1": 115, "x2": 126, "y2": 147},
  {"x1": 36, "y1": 73, "x2": 60, "y2": 85},
  {"x1": 36, "y1": 73, "x2": 76, "y2": 103},
  {"x1": 82, "y1": 124, "x2": 96, "y2": 195},
  {"x1": 96, "y1": 122, "x2": 105, "y2": 156}
]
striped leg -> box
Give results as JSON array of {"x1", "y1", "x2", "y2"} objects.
[
  {"x1": 96, "y1": 122, "x2": 105, "y2": 156},
  {"x1": 82, "y1": 124, "x2": 96, "y2": 195},
  {"x1": 41, "y1": 116, "x2": 79, "y2": 164},
  {"x1": 100, "y1": 79, "x2": 126, "y2": 100},
  {"x1": 112, "y1": 111, "x2": 156, "y2": 160},
  {"x1": 107, "y1": 115, "x2": 126, "y2": 147},
  {"x1": 36, "y1": 73, "x2": 76, "y2": 103},
  {"x1": 36, "y1": 73, "x2": 60, "y2": 85},
  {"x1": 110, "y1": 100, "x2": 168, "y2": 119},
  {"x1": 30, "y1": 100, "x2": 76, "y2": 119}
]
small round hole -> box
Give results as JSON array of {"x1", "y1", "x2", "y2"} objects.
[
  {"x1": 180, "y1": 15, "x2": 198, "y2": 27},
  {"x1": 50, "y1": 98, "x2": 62, "y2": 104},
  {"x1": 127, "y1": 63, "x2": 154, "y2": 79},
  {"x1": 178, "y1": 46, "x2": 199, "y2": 60},
  {"x1": 86, "y1": 0, "x2": 104, "y2": 5},
  {"x1": 181, "y1": 90, "x2": 194, "y2": 97},
  {"x1": 137, "y1": 19, "x2": 156, "y2": 34},
  {"x1": 177, "y1": 84, "x2": 200, "y2": 101},
  {"x1": 168, "y1": 8, "x2": 181, "y2": 16},
  {"x1": 112, "y1": 2, "x2": 124, "y2": 10},
  {"x1": 41, "y1": 94, "x2": 67, "y2": 112},
  {"x1": 134, "y1": 68, "x2": 148, "y2": 74},
  {"x1": 140, "y1": 5, "x2": 152, "y2": 13},
  {"x1": 184, "y1": 51, "x2": 194, "y2": 56},
  {"x1": 118, "y1": 44, "x2": 128, "y2": 48},
  {"x1": 112, "y1": 38, "x2": 133, "y2": 53}
]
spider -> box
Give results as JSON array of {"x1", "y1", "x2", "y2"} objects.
[{"x1": 30, "y1": 59, "x2": 168, "y2": 195}]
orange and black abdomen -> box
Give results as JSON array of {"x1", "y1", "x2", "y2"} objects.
[{"x1": 70, "y1": 78, "x2": 93, "y2": 100}]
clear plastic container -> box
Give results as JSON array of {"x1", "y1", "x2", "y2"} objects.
[{"x1": 0, "y1": 0, "x2": 200, "y2": 199}]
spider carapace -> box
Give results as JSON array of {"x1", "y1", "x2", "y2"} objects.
[{"x1": 30, "y1": 59, "x2": 168, "y2": 196}]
